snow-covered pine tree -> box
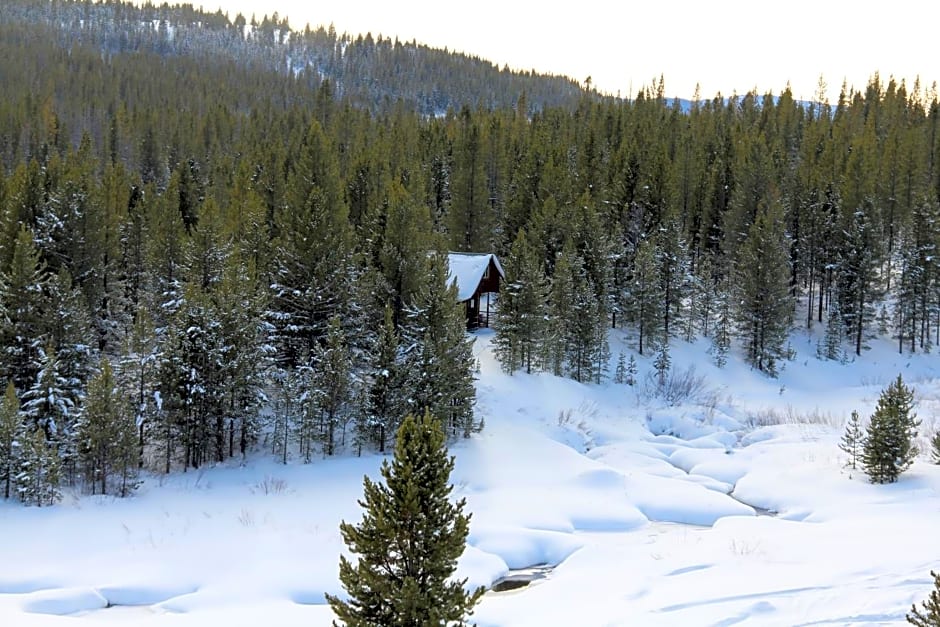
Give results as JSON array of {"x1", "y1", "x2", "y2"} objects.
[
  {"x1": 930, "y1": 431, "x2": 940, "y2": 465},
  {"x1": 655, "y1": 210, "x2": 690, "y2": 343},
  {"x1": 119, "y1": 304, "x2": 156, "y2": 472},
  {"x1": 566, "y1": 254, "x2": 605, "y2": 383},
  {"x1": 77, "y1": 358, "x2": 139, "y2": 496},
  {"x1": 313, "y1": 316, "x2": 352, "y2": 457},
  {"x1": 654, "y1": 340, "x2": 671, "y2": 391},
  {"x1": 269, "y1": 119, "x2": 354, "y2": 368},
  {"x1": 493, "y1": 229, "x2": 548, "y2": 374},
  {"x1": 626, "y1": 354, "x2": 638, "y2": 386},
  {"x1": 0, "y1": 382, "x2": 24, "y2": 500},
  {"x1": 862, "y1": 375, "x2": 919, "y2": 483},
  {"x1": 614, "y1": 351, "x2": 627, "y2": 384},
  {"x1": 733, "y1": 198, "x2": 792, "y2": 376},
  {"x1": 710, "y1": 275, "x2": 733, "y2": 368},
  {"x1": 402, "y1": 252, "x2": 477, "y2": 439},
  {"x1": 47, "y1": 267, "x2": 96, "y2": 410},
  {"x1": 213, "y1": 256, "x2": 271, "y2": 460},
  {"x1": 0, "y1": 227, "x2": 51, "y2": 393},
  {"x1": 16, "y1": 427, "x2": 60, "y2": 506},
  {"x1": 820, "y1": 295, "x2": 847, "y2": 362},
  {"x1": 544, "y1": 250, "x2": 575, "y2": 376},
  {"x1": 271, "y1": 364, "x2": 307, "y2": 465},
  {"x1": 839, "y1": 410, "x2": 865, "y2": 469},
  {"x1": 692, "y1": 253, "x2": 717, "y2": 339},
  {"x1": 166, "y1": 285, "x2": 226, "y2": 469},
  {"x1": 21, "y1": 343, "x2": 74, "y2": 452},
  {"x1": 627, "y1": 239, "x2": 663, "y2": 356},
  {"x1": 894, "y1": 232, "x2": 922, "y2": 354},
  {"x1": 326, "y1": 411, "x2": 484, "y2": 625},
  {"x1": 835, "y1": 205, "x2": 883, "y2": 356},
  {"x1": 362, "y1": 306, "x2": 407, "y2": 453}
]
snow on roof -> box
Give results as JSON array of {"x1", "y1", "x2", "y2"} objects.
[{"x1": 446, "y1": 253, "x2": 504, "y2": 302}]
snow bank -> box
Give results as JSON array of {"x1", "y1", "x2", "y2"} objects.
[
  {"x1": 21, "y1": 587, "x2": 108, "y2": 615},
  {"x1": 96, "y1": 583, "x2": 200, "y2": 607},
  {"x1": 469, "y1": 526, "x2": 582, "y2": 570}
]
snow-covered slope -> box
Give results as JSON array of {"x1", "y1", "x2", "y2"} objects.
[{"x1": 3, "y1": 327, "x2": 940, "y2": 626}]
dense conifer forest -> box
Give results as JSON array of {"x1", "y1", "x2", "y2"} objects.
[{"x1": 1, "y1": 0, "x2": 939, "y2": 503}]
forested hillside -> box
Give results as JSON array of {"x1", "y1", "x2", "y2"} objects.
[
  {"x1": 0, "y1": 0, "x2": 585, "y2": 122},
  {"x1": 1, "y1": 0, "x2": 939, "y2": 505}
]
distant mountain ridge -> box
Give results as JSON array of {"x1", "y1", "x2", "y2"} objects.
[{"x1": 0, "y1": 0, "x2": 588, "y2": 114}]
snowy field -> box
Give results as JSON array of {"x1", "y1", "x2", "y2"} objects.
[{"x1": 3, "y1": 327, "x2": 940, "y2": 626}]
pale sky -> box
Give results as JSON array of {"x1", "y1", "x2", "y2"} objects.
[{"x1": 180, "y1": 0, "x2": 936, "y2": 103}]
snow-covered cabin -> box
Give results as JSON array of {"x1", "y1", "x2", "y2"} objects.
[{"x1": 447, "y1": 253, "x2": 504, "y2": 329}]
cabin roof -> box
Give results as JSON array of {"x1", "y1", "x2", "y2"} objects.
[{"x1": 446, "y1": 253, "x2": 505, "y2": 302}]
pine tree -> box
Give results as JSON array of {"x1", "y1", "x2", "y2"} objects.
[
  {"x1": 836, "y1": 205, "x2": 883, "y2": 356},
  {"x1": 654, "y1": 340, "x2": 671, "y2": 392},
  {"x1": 626, "y1": 354, "x2": 638, "y2": 386},
  {"x1": 0, "y1": 226, "x2": 51, "y2": 393},
  {"x1": 862, "y1": 375, "x2": 919, "y2": 484},
  {"x1": 655, "y1": 210, "x2": 690, "y2": 342},
  {"x1": 77, "y1": 358, "x2": 139, "y2": 496},
  {"x1": 930, "y1": 431, "x2": 940, "y2": 465},
  {"x1": 907, "y1": 571, "x2": 940, "y2": 626},
  {"x1": 21, "y1": 343, "x2": 74, "y2": 448},
  {"x1": 544, "y1": 250, "x2": 575, "y2": 376},
  {"x1": 326, "y1": 411, "x2": 484, "y2": 626},
  {"x1": 628, "y1": 239, "x2": 663, "y2": 356},
  {"x1": 0, "y1": 382, "x2": 24, "y2": 500},
  {"x1": 566, "y1": 254, "x2": 606, "y2": 383},
  {"x1": 839, "y1": 410, "x2": 865, "y2": 469},
  {"x1": 16, "y1": 427, "x2": 60, "y2": 507},
  {"x1": 313, "y1": 316, "x2": 352, "y2": 457},
  {"x1": 493, "y1": 229, "x2": 548, "y2": 374},
  {"x1": 614, "y1": 351, "x2": 627, "y2": 384},
  {"x1": 402, "y1": 253, "x2": 477, "y2": 438},
  {"x1": 363, "y1": 306, "x2": 406, "y2": 453},
  {"x1": 710, "y1": 273, "x2": 733, "y2": 367},
  {"x1": 733, "y1": 198, "x2": 792, "y2": 376},
  {"x1": 820, "y1": 295, "x2": 847, "y2": 362}
]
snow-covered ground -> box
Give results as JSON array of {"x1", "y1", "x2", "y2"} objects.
[{"x1": 3, "y1": 327, "x2": 940, "y2": 626}]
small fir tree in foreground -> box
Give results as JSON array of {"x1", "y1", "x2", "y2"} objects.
[
  {"x1": 327, "y1": 411, "x2": 484, "y2": 626},
  {"x1": 614, "y1": 351, "x2": 627, "y2": 384},
  {"x1": 625, "y1": 354, "x2": 638, "y2": 386},
  {"x1": 839, "y1": 410, "x2": 865, "y2": 469},
  {"x1": 654, "y1": 341, "x2": 671, "y2": 391},
  {"x1": 861, "y1": 374, "x2": 919, "y2": 484},
  {"x1": 908, "y1": 570, "x2": 940, "y2": 626}
]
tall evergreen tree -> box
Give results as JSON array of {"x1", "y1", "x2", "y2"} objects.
[
  {"x1": 819, "y1": 294, "x2": 847, "y2": 362},
  {"x1": 733, "y1": 198, "x2": 792, "y2": 375},
  {"x1": 313, "y1": 316, "x2": 352, "y2": 457},
  {"x1": 21, "y1": 343, "x2": 73, "y2": 447},
  {"x1": 326, "y1": 411, "x2": 484, "y2": 626},
  {"x1": 402, "y1": 253, "x2": 477, "y2": 438},
  {"x1": 836, "y1": 205, "x2": 883, "y2": 356},
  {"x1": 362, "y1": 306, "x2": 407, "y2": 453},
  {"x1": 627, "y1": 239, "x2": 663, "y2": 356},
  {"x1": 0, "y1": 382, "x2": 24, "y2": 500},
  {"x1": 0, "y1": 227, "x2": 51, "y2": 393},
  {"x1": 16, "y1": 427, "x2": 60, "y2": 506},
  {"x1": 493, "y1": 229, "x2": 548, "y2": 374},
  {"x1": 77, "y1": 358, "x2": 139, "y2": 496},
  {"x1": 862, "y1": 374, "x2": 919, "y2": 484}
]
